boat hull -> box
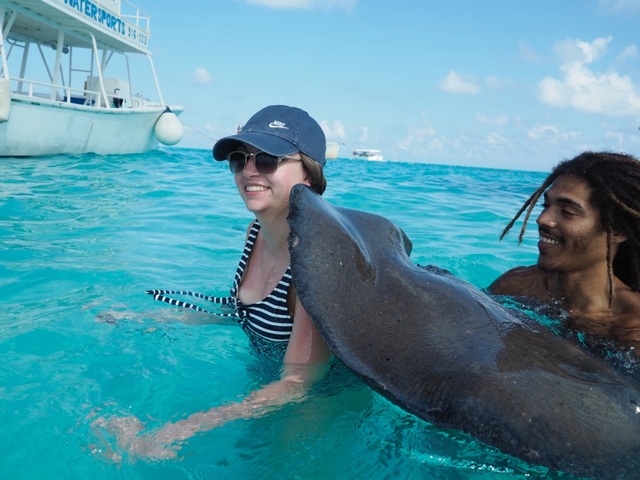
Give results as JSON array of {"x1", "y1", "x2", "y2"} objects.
[
  {"x1": 0, "y1": 0, "x2": 184, "y2": 157},
  {"x1": 352, "y1": 149, "x2": 383, "y2": 161},
  {"x1": 0, "y1": 96, "x2": 183, "y2": 156}
]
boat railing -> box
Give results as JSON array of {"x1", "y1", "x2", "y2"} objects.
[
  {"x1": 8, "y1": 75, "x2": 154, "y2": 109},
  {"x1": 120, "y1": 0, "x2": 151, "y2": 32}
]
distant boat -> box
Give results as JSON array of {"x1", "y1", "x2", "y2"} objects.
[
  {"x1": 326, "y1": 141, "x2": 340, "y2": 160},
  {"x1": 0, "y1": 0, "x2": 184, "y2": 157},
  {"x1": 352, "y1": 149, "x2": 383, "y2": 161}
]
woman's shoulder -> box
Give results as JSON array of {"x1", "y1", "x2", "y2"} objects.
[
  {"x1": 247, "y1": 218, "x2": 259, "y2": 231},
  {"x1": 243, "y1": 219, "x2": 260, "y2": 239}
]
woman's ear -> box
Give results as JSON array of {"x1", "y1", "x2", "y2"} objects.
[{"x1": 301, "y1": 170, "x2": 311, "y2": 187}]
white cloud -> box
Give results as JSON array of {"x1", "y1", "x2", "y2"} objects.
[
  {"x1": 618, "y1": 44, "x2": 638, "y2": 61},
  {"x1": 604, "y1": 130, "x2": 626, "y2": 142},
  {"x1": 518, "y1": 40, "x2": 544, "y2": 63},
  {"x1": 397, "y1": 126, "x2": 437, "y2": 151},
  {"x1": 538, "y1": 37, "x2": 640, "y2": 116},
  {"x1": 476, "y1": 113, "x2": 508, "y2": 126},
  {"x1": 194, "y1": 67, "x2": 213, "y2": 85},
  {"x1": 484, "y1": 75, "x2": 510, "y2": 90},
  {"x1": 244, "y1": 0, "x2": 356, "y2": 10},
  {"x1": 528, "y1": 125, "x2": 555, "y2": 140},
  {"x1": 603, "y1": 126, "x2": 640, "y2": 144},
  {"x1": 358, "y1": 126, "x2": 369, "y2": 144},
  {"x1": 438, "y1": 70, "x2": 480, "y2": 95},
  {"x1": 527, "y1": 125, "x2": 580, "y2": 142},
  {"x1": 598, "y1": 0, "x2": 640, "y2": 13},
  {"x1": 553, "y1": 36, "x2": 611, "y2": 64},
  {"x1": 320, "y1": 120, "x2": 346, "y2": 140},
  {"x1": 486, "y1": 132, "x2": 509, "y2": 145},
  {"x1": 428, "y1": 138, "x2": 445, "y2": 153}
]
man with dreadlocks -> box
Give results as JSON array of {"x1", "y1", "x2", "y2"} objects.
[{"x1": 488, "y1": 151, "x2": 640, "y2": 351}]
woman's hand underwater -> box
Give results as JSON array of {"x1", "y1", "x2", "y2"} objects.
[{"x1": 90, "y1": 414, "x2": 192, "y2": 461}]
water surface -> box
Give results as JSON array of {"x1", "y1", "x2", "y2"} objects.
[{"x1": 3, "y1": 150, "x2": 585, "y2": 479}]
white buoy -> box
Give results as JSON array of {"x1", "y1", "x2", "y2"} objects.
[
  {"x1": 154, "y1": 107, "x2": 184, "y2": 145},
  {"x1": 325, "y1": 141, "x2": 340, "y2": 159}
]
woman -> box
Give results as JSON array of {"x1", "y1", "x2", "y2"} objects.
[{"x1": 97, "y1": 105, "x2": 332, "y2": 459}]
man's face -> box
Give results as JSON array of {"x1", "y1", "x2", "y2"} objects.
[{"x1": 535, "y1": 174, "x2": 607, "y2": 274}]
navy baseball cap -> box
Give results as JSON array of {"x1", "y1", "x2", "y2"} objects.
[{"x1": 212, "y1": 105, "x2": 326, "y2": 167}]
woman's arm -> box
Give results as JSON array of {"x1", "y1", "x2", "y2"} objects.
[
  {"x1": 164, "y1": 299, "x2": 331, "y2": 427},
  {"x1": 157, "y1": 300, "x2": 331, "y2": 433},
  {"x1": 102, "y1": 298, "x2": 332, "y2": 459},
  {"x1": 284, "y1": 291, "x2": 332, "y2": 365}
]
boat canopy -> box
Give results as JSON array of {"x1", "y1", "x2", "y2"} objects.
[{"x1": 1, "y1": 0, "x2": 151, "y2": 54}]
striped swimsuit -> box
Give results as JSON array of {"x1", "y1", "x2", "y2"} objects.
[
  {"x1": 147, "y1": 221, "x2": 294, "y2": 345},
  {"x1": 230, "y1": 221, "x2": 294, "y2": 342}
]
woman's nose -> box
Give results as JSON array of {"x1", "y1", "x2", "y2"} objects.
[{"x1": 243, "y1": 154, "x2": 258, "y2": 175}]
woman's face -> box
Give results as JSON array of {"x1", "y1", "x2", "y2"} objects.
[{"x1": 233, "y1": 145, "x2": 310, "y2": 217}]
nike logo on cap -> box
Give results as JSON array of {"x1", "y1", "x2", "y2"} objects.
[{"x1": 269, "y1": 121, "x2": 289, "y2": 129}]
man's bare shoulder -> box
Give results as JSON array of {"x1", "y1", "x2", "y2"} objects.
[
  {"x1": 615, "y1": 285, "x2": 640, "y2": 324},
  {"x1": 589, "y1": 286, "x2": 640, "y2": 351},
  {"x1": 488, "y1": 265, "x2": 547, "y2": 298}
]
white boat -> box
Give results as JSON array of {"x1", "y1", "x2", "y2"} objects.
[
  {"x1": 0, "y1": 0, "x2": 184, "y2": 157},
  {"x1": 352, "y1": 149, "x2": 383, "y2": 161}
]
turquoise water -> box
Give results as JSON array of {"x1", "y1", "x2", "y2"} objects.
[{"x1": 1, "y1": 149, "x2": 584, "y2": 479}]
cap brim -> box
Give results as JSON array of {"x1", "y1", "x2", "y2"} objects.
[{"x1": 212, "y1": 132, "x2": 299, "y2": 161}]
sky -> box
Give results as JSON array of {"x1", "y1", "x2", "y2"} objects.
[{"x1": 130, "y1": 0, "x2": 640, "y2": 171}]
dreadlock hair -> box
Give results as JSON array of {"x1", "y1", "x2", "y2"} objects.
[{"x1": 499, "y1": 151, "x2": 640, "y2": 305}]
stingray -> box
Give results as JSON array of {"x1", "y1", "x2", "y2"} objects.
[{"x1": 287, "y1": 184, "x2": 640, "y2": 479}]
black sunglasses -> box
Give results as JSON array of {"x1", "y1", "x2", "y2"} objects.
[{"x1": 226, "y1": 150, "x2": 300, "y2": 175}]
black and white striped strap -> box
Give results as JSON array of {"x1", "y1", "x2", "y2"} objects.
[{"x1": 145, "y1": 289, "x2": 238, "y2": 317}]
